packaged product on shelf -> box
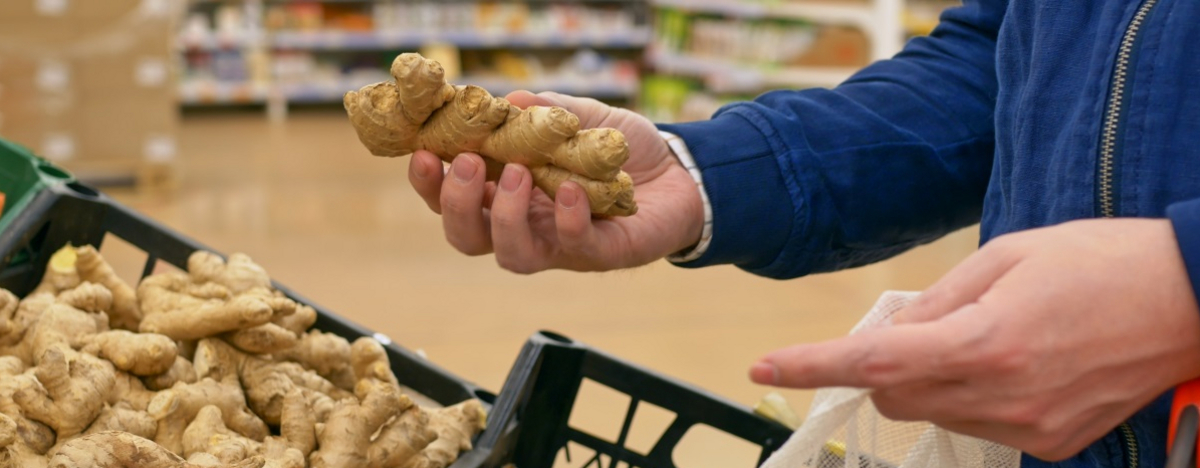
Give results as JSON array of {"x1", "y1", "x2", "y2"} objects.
[{"x1": 790, "y1": 26, "x2": 870, "y2": 68}]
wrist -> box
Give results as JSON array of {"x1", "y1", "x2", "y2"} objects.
[{"x1": 659, "y1": 131, "x2": 713, "y2": 263}]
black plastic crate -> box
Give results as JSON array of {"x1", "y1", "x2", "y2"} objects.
[
  {"x1": 484, "y1": 331, "x2": 793, "y2": 468},
  {"x1": 0, "y1": 139, "x2": 794, "y2": 468}
]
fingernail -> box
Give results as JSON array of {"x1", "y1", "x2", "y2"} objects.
[
  {"x1": 452, "y1": 156, "x2": 478, "y2": 184},
  {"x1": 558, "y1": 185, "x2": 578, "y2": 209},
  {"x1": 499, "y1": 164, "x2": 522, "y2": 192},
  {"x1": 750, "y1": 362, "x2": 779, "y2": 385}
]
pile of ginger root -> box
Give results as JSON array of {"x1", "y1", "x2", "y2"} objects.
[{"x1": 0, "y1": 245, "x2": 485, "y2": 468}]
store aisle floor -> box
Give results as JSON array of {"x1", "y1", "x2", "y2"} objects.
[{"x1": 106, "y1": 111, "x2": 979, "y2": 467}]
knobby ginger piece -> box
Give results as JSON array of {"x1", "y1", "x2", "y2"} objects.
[
  {"x1": 75, "y1": 246, "x2": 142, "y2": 331},
  {"x1": 49, "y1": 431, "x2": 265, "y2": 468},
  {"x1": 345, "y1": 53, "x2": 636, "y2": 217}
]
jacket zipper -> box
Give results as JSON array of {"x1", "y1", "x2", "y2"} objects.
[
  {"x1": 1097, "y1": 0, "x2": 1161, "y2": 217},
  {"x1": 1117, "y1": 422, "x2": 1139, "y2": 468}
]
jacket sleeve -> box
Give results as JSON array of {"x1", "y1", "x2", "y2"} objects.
[{"x1": 657, "y1": 0, "x2": 1006, "y2": 279}]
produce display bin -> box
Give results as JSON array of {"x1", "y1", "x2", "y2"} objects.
[
  {"x1": 0, "y1": 139, "x2": 503, "y2": 467},
  {"x1": 0, "y1": 137, "x2": 794, "y2": 468},
  {"x1": 483, "y1": 331, "x2": 793, "y2": 468}
]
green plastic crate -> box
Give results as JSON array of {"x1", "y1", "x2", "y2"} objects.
[{"x1": 0, "y1": 138, "x2": 75, "y2": 234}]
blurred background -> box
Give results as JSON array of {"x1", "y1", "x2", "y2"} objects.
[{"x1": 0, "y1": 0, "x2": 969, "y2": 466}]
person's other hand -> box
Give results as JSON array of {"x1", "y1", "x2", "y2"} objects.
[
  {"x1": 750, "y1": 219, "x2": 1200, "y2": 460},
  {"x1": 407, "y1": 91, "x2": 704, "y2": 273}
]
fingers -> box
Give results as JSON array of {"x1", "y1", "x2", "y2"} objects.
[
  {"x1": 554, "y1": 182, "x2": 602, "y2": 259},
  {"x1": 892, "y1": 239, "x2": 1023, "y2": 325},
  {"x1": 504, "y1": 90, "x2": 613, "y2": 130},
  {"x1": 870, "y1": 381, "x2": 979, "y2": 422},
  {"x1": 409, "y1": 150, "x2": 445, "y2": 214},
  {"x1": 752, "y1": 313, "x2": 975, "y2": 389},
  {"x1": 440, "y1": 153, "x2": 493, "y2": 256},
  {"x1": 490, "y1": 164, "x2": 543, "y2": 274},
  {"x1": 504, "y1": 90, "x2": 560, "y2": 109}
]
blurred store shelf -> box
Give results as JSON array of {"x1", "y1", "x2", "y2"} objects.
[
  {"x1": 179, "y1": 80, "x2": 272, "y2": 105},
  {"x1": 648, "y1": 48, "x2": 856, "y2": 93},
  {"x1": 180, "y1": 76, "x2": 638, "y2": 107},
  {"x1": 270, "y1": 28, "x2": 652, "y2": 50},
  {"x1": 182, "y1": 29, "x2": 653, "y2": 52},
  {"x1": 178, "y1": 0, "x2": 651, "y2": 113},
  {"x1": 651, "y1": 0, "x2": 877, "y2": 29}
]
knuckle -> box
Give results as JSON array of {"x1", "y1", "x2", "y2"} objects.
[
  {"x1": 989, "y1": 345, "x2": 1032, "y2": 375},
  {"x1": 999, "y1": 402, "x2": 1043, "y2": 427},
  {"x1": 855, "y1": 349, "x2": 901, "y2": 387},
  {"x1": 491, "y1": 208, "x2": 524, "y2": 231},
  {"x1": 971, "y1": 331, "x2": 1030, "y2": 376},
  {"x1": 911, "y1": 288, "x2": 945, "y2": 310},
  {"x1": 440, "y1": 195, "x2": 472, "y2": 216}
]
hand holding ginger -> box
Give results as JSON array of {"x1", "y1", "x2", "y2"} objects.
[{"x1": 345, "y1": 53, "x2": 637, "y2": 217}]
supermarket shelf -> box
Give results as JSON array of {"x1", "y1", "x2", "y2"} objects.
[
  {"x1": 179, "y1": 81, "x2": 271, "y2": 105},
  {"x1": 650, "y1": 0, "x2": 876, "y2": 29},
  {"x1": 270, "y1": 28, "x2": 652, "y2": 50},
  {"x1": 180, "y1": 29, "x2": 652, "y2": 52},
  {"x1": 281, "y1": 78, "x2": 638, "y2": 103},
  {"x1": 648, "y1": 49, "x2": 856, "y2": 91},
  {"x1": 180, "y1": 78, "x2": 637, "y2": 106},
  {"x1": 178, "y1": 34, "x2": 262, "y2": 52}
]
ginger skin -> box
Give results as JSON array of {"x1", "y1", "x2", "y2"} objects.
[
  {"x1": 345, "y1": 53, "x2": 637, "y2": 217},
  {"x1": 147, "y1": 377, "x2": 269, "y2": 455},
  {"x1": 138, "y1": 273, "x2": 278, "y2": 341},
  {"x1": 49, "y1": 431, "x2": 265, "y2": 468},
  {"x1": 84, "y1": 403, "x2": 156, "y2": 440},
  {"x1": 74, "y1": 246, "x2": 142, "y2": 331},
  {"x1": 405, "y1": 400, "x2": 487, "y2": 468},
  {"x1": 12, "y1": 345, "x2": 116, "y2": 439},
  {"x1": 311, "y1": 382, "x2": 412, "y2": 468},
  {"x1": 276, "y1": 330, "x2": 354, "y2": 391}
]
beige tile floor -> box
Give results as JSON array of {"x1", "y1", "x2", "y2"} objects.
[{"x1": 104, "y1": 111, "x2": 981, "y2": 467}]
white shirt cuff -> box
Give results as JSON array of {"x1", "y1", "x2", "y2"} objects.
[{"x1": 660, "y1": 131, "x2": 714, "y2": 263}]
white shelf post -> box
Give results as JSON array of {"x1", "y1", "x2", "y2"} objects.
[{"x1": 871, "y1": 0, "x2": 907, "y2": 61}]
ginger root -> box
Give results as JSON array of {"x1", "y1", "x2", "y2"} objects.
[
  {"x1": 31, "y1": 247, "x2": 80, "y2": 296},
  {"x1": 148, "y1": 376, "x2": 269, "y2": 455},
  {"x1": 75, "y1": 246, "x2": 142, "y2": 331},
  {"x1": 12, "y1": 345, "x2": 116, "y2": 439},
  {"x1": 0, "y1": 247, "x2": 488, "y2": 468},
  {"x1": 405, "y1": 399, "x2": 487, "y2": 468},
  {"x1": 345, "y1": 53, "x2": 637, "y2": 217},
  {"x1": 49, "y1": 431, "x2": 265, "y2": 468},
  {"x1": 311, "y1": 382, "x2": 419, "y2": 468},
  {"x1": 0, "y1": 412, "x2": 48, "y2": 468},
  {"x1": 84, "y1": 403, "x2": 156, "y2": 440},
  {"x1": 276, "y1": 330, "x2": 354, "y2": 391}
]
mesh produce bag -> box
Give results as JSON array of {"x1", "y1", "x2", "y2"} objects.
[{"x1": 760, "y1": 291, "x2": 1021, "y2": 468}]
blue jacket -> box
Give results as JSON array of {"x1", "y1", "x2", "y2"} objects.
[{"x1": 659, "y1": 0, "x2": 1200, "y2": 466}]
